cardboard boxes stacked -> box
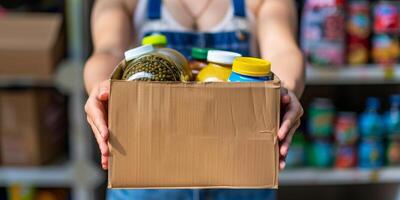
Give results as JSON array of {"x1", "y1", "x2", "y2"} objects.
[
  {"x1": 0, "y1": 13, "x2": 67, "y2": 166},
  {"x1": 107, "y1": 64, "x2": 281, "y2": 188}
]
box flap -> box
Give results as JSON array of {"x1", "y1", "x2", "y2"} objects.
[
  {"x1": 108, "y1": 81, "x2": 280, "y2": 188},
  {"x1": 0, "y1": 13, "x2": 62, "y2": 51}
]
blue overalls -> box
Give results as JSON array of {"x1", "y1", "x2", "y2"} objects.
[{"x1": 108, "y1": 0, "x2": 275, "y2": 199}]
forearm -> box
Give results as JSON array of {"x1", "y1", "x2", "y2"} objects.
[
  {"x1": 84, "y1": 52, "x2": 123, "y2": 93},
  {"x1": 257, "y1": 0, "x2": 305, "y2": 98}
]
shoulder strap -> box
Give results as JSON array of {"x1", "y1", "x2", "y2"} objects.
[
  {"x1": 232, "y1": 0, "x2": 246, "y2": 17},
  {"x1": 147, "y1": 0, "x2": 162, "y2": 20}
]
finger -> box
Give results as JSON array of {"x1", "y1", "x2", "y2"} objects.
[
  {"x1": 97, "y1": 80, "x2": 110, "y2": 101},
  {"x1": 281, "y1": 94, "x2": 291, "y2": 105},
  {"x1": 87, "y1": 98, "x2": 109, "y2": 139},
  {"x1": 88, "y1": 116, "x2": 109, "y2": 157},
  {"x1": 280, "y1": 160, "x2": 286, "y2": 170},
  {"x1": 278, "y1": 105, "x2": 301, "y2": 140},
  {"x1": 280, "y1": 120, "x2": 301, "y2": 157},
  {"x1": 102, "y1": 155, "x2": 109, "y2": 170}
]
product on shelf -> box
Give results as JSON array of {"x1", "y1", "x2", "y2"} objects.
[
  {"x1": 8, "y1": 184, "x2": 35, "y2": 200},
  {"x1": 373, "y1": 1, "x2": 399, "y2": 34},
  {"x1": 334, "y1": 112, "x2": 358, "y2": 145},
  {"x1": 196, "y1": 50, "x2": 241, "y2": 82},
  {"x1": 301, "y1": 0, "x2": 345, "y2": 66},
  {"x1": 359, "y1": 97, "x2": 385, "y2": 139},
  {"x1": 335, "y1": 145, "x2": 357, "y2": 168},
  {"x1": 372, "y1": 34, "x2": 400, "y2": 64},
  {"x1": 286, "y1": 132, "x2": 306, "y2": 168},
  {"x1": 387, "y1": 140, "x2": 400, "y2": 166},
  {"x1": 307, "y1": 139, "x2": 334, "y2": 168},
  {"x1": 228, "y1": 57, "x2": 272, "y2": 82},
  {"x1": 308, "y1": 98, "x2": 335, "y2": 138},
  {"x1": 385, "y1": 94, "x2": 400, "y2": 139},
  {"x1": 358, "y1": 138, "x2": 384, "y2": 169},
  {"x1": 346, "y1": 0, "x2": 371, "y2": 65}
]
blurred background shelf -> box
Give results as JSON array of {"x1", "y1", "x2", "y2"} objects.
[
  {"x1": 280, "y1": 168, "x2": 400, "y2": 186},
  {"x1": 306, "y1": 65, "x2": 400, "y2": 85}
]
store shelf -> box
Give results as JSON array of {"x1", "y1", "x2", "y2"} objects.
[
  {"x1": 306, "y1": 65, "x2": 400, "y2": 85},
  {"x1": 280, "y1": 167, "x2": 400, "y2": 186}
]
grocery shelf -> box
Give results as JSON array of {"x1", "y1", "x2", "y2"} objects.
[
  {"x1": 280, "y1": 167, "x2": 400, "y2": 186},
  {"x1": 306, "y1": 64, "x2": 400, "y2": 85}
]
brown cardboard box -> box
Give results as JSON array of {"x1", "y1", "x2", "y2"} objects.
[
  {"x1": 0, "y1": 13, "x2": 64, "y2": 79},
  {"x1": 0, "y1": 87, "x2": 68, "y2": 165},
  {"x1": 108, "y1": 75, "x2": 280, "y2": 188}
]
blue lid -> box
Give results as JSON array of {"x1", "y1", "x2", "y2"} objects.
[{"x1": 366, "y1": 97, "x2": 380, "y2": 109}]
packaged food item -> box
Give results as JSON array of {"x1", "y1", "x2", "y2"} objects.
[
  {"x1": 335, "y1": 145, "x2": 357, "y2": 168},
  {"x1": 386, "y1": 95, "x2": 400, "y2": 139},
  {"x1": 8, "y1": 184, "x2": 35, "y2": 200},
  {"x1": 121, "y1": 45, "x2": 191, "y2": 81},
  {"x1": 190, "y1": 48, "x2": 210, "y2": 77},
  {"x1": 372, "y1": 34, "x2": 400, "y2": 64},
  {"x1": 228, "y1": 57, "x2": 272, "y2": 82},
  {"x1": 142, "y1": 34, "x2": 168, "y2": 47},
  {"x1": 196, "y1": 50, "x2": 241, "y2": 82},
  {"x1": 346, "y1": 0, "x2": 371, "y2": 65},
  {"x1": 285, "y1": 132, "x2": 306, "y2": 168},
  {"x1": 335, "y1": 112, "x2": 358, "y2": 145},
  {"x1": 373, "y1": 1, "x2": 399, "y2": 34},
  {"x1": 358, "y1": 139, "x2": 384, "y2": 169},
  {"x1": 301, "y1": 0, "x2": 345, "y2": 66},
  {"x1": 387, "y1": 140, "x2": 400, "y2": 166},
  {"x1": 358, "y1": 97, "x2": 384, "y2": 139},
  {"x1": 308, "y1": 98, "x2": 335, "y2": 138},
  {"x1": 307, "y1": 139, "x2": 334, "y2": 168}
]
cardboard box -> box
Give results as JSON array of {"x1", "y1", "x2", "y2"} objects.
[
  {"x1": 0, "y1": 87, "x2": 68, "y2": 165},
  {"x1": 0, "y1": 13, "x2": 64, "y2": 79},
  {"x1": 108, "y1": 67, "x2": 280, "y2": 188}
]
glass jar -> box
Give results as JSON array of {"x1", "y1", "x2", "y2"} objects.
[{"x1": 196, "y1": 50, "x2": 241, "y2": 82}]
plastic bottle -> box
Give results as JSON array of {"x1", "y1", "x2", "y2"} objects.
[
  {"x1": 358, "y1": 97, "x2": 384, "y2": 139},
  {"x1": 190, "y1": 48, "x2": 210, "y2": 77},
  {"x1": 358, "y1": 138, "x2": 384, "y2": 169},
  {"x1": 386, "y1": 95, "x2": 400, "y2": 139},
  {"x1": 228, "y1": 57, "x2": 272, "y2": 82},
  {"x1": 196, "y1": 50, "x2": 241, "y2": 82}
]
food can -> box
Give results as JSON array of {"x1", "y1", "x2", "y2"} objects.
[
  {"x1": 372, "y1": 34, "x2": 400, "y2": 64},
  {"x1": 373, "y1": 1, "x2": 399, "y2": 34},
  {"x1": 308, "y1": 98, "x2": 335, "y2": 138},
  {"x1": 335, "y1": 112, "x2": 358, "y2": 145},
  {"x1": 335, "y1": 145, "x2": 357, "y2": 168},
  {"x1": 307, "y1": 139, "x2": 334, "y2": 168},
  {"x1": 387, "y1": 140, "x2": 400, "y2": 166}
]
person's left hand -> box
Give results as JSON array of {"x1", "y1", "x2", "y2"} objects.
[{"x1": 278, "y1": 88, "x2": 303, "y2": 170}]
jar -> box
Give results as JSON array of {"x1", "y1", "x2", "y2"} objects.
[
  {"x1": 190, "y1": 48, "x2": 210, "y2": 77},
  {"x1": 228, "y1": 57, "x2": 272, "y2": 82},
  {"x1": 196, "y1": 50, "x2": 241, "y2": 82},
  {"x1": 142, "y1": 34, "x2": 167, "y2": 48},
  {"x1": 121, "y1": 45, "x2": 191, "y2": 81}
]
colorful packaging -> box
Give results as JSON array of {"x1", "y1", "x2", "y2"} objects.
[
  {"x1": 228, "y1": 57, "x2": 272, "y2": 82},
  {"x1": 308, "y1": 98, "x2": 335, "y2": 138},
  {"x1": 335, "y1": 145, "x2": 357, "y2": 168},
  {"x1": 285, "y1": 132, "x2": 306, "y2": 168},
  {"x1": 190, "y1": 48, "x2": 210, "y2": 77},
  {"x1": 387, "y1": 140, "x2": 400, "y2": 166},
  {"x1": 346, "y1": 0, "x2": 371, "y2": 65},
  {"x1": 358, "y1": 139, "x2": 384, "y2": 169},
  {"x1": 196, "y1": 50, "x2": 241, "y2": 82},
  {"x1": 307, "y1": 139, "x2": 334, "y2": 168},
  {"x1": 335, "y1": 112, "x2": 358, "y2": 145},
  {"x1": 372, "y1": 34, "x2": 400, "y2": 64},
  {"x1": 301, "y1": 0, "x2": 346, "y2": 66},
  {"x1": 373, "y1": 1, "x2": 399, "y2": 34},
  {"x1": 358, "y1": 97, "x2": 384, "y2": 139},
  {"x1": 386, "y1": 95, "x2": 400, "y2": 139},
  {"x1": 142, "y1": 34, "x2": 168, "y2": 48}
]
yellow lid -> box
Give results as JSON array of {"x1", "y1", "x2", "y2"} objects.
[
  {"x1": 142, "y1": 34, "x2": 167, "y2": 46},
  {"x1": 232, "y1": 57, "x2": 271, "y2": 77}
]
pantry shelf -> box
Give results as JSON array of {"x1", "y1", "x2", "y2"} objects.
[
  {"x1": 280, "y1": 167, "x2": 400, "y2": 186},
  {"x1": 306, "y1": 65, "x2": 400, "y2": 85}
]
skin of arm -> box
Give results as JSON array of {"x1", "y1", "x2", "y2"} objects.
[
  {"x1": 257, "y1": 0, "x2": 305, "y2": 98},
  {"x1": 84, "y1": 0, "x2": 134, "y2": 93}
]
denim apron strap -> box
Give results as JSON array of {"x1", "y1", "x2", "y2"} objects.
[
  {"x1": 147, "y1": 0, "x2": 162, "y2": 20},
  {"x1": 147, "y1": 0, "x2": 247, "y2": 20}
]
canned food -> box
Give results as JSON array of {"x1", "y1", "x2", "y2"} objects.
[
  {"x1": 335, "y1": 112, "x2": 358, "y2": 145},
  {"x1": 335, "y1": 145, "x2": 357, "y2": 168},
  {"x1": 308, "y1": 98, "x2": 335, "y2": 138}
]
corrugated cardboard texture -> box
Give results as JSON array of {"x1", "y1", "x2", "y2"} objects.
[
  {"x1": 0, "y1": 13, "x2": 64, "y2": 78},
  {"x1": 108, "y1": 80, "x2": 280, "y2": 188}
]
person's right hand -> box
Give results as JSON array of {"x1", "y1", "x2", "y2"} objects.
[{"x1": 84, "y1": 80, "x2": 110, "y2": 170}]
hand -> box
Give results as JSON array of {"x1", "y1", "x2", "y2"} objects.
[
  {"x1": 278, "y1": 88, "x2": 303, "y2": 170},
  {"x1": 84, "y1": 80, "x2": 110, "y2": 170}
]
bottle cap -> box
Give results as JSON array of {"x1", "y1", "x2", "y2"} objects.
[
  {"x1": 191, "y1": 48, "x2": 211, "y2": 60},
  {"x1": 141, "y1": 34, "x2": 167, "y2": 46},
  {"x1": 207, "y1": 50, "x2": 241, "y2": 65},
  {"x1": 232, "y1": 57, "x2": 271, "y2": 77},
  {"x1": 124, "y1": 45, "x2": 154, "y2": 61}
]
